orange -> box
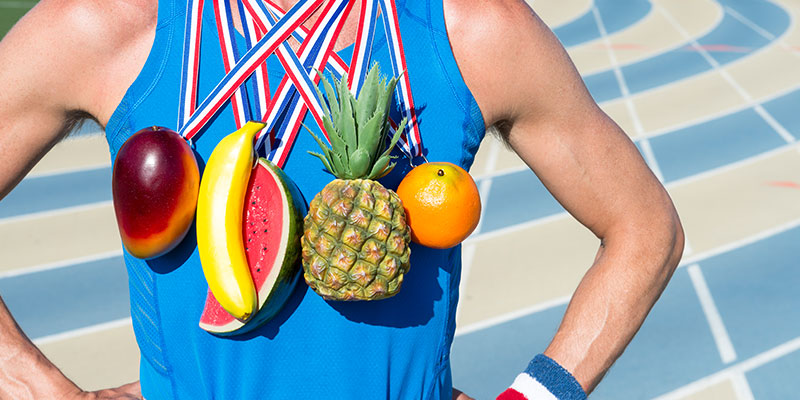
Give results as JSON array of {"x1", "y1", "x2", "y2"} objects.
[{"x1": 397, "y1": 162, "x2": 481, "y2": 249}]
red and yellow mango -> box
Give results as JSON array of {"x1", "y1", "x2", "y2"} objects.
[{"x1": 112, "y1": 126, "x2": 199, "y2": 259}]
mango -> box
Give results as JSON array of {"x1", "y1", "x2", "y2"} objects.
[{"x1": 112, "y1": 126, "x2": 200, "y2": 259}]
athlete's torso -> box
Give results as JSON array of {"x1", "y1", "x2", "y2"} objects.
[{"x1": 104, "y1": 1, "x2": 485, "y2": 398}]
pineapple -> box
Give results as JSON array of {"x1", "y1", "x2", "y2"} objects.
[{"x1": 302, "y1": 64, "x2": 411, "y2": 301}]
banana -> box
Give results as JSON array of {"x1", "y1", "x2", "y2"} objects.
[{"x1": 196, "y1": 121, "x2": 265, "y2": 321}]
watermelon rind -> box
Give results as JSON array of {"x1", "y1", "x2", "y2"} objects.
[{"x1": 199, "y1": 158, "x2": 307, "y2": 336}]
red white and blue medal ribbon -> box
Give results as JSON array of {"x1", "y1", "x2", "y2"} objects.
[
  {"x1": 236, "y1": 0, "x2": 269, "y2": 123},
  {"x1": 178, "y1": 0, "x2": 423, "y2": 167},
  {"x1": 214, "y1": 0, "x2": 251, "y2": 129},
  {"x1": 178, "y1": 0, "x2": 205, "y2": 130},
  {"x1": 240, "y1": 0, "x2": 353, "y2": 166},
  {"x1": 263, "y1": 0, "x2": 349, "y2": 78},
  {"x1": 377, "y1": 0, "x2": 421, "y2": 158},
  {"x1": 178, "y1": 0, "x2": 324, "y2": 140},
  {"x1": 347, "y1": 0, "x2": 378, "y2": 95}
]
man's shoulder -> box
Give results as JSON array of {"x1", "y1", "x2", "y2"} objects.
[
  {"x1": 12, "y1": 0, "x2": 159, "y2": 123},
  {"x1": 442, "y1": 0, "x2": 540, "y2": 44},
  {"x1": 39, "y1": 0, "x2": 157, "y2": 51},
  {"x1": 442, "y1": 0, "x2": 557, "y2": 125}
]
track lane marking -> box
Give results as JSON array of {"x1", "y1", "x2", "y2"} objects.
[
  {"x1": 592, "y1": 5, "x2": 667, "y2": 183},
  {"x1": 458, "y1": 213, "x2": 800, "y2": 336},
  {"x1": 653, "y1": 335, "x2": 800, "y2": 400},
  {"x1": 688, "y1": 264, "x2": 738, "y2": 364},
  {"x1": 33, "y1": 318, "x2": 132, "y2": 345},
  {"x1": 657, "y1": 2, "x2": 796, "y2": 144},
  {"x1": 0, "y1": 250, "x2": 123, "y2": 280}
]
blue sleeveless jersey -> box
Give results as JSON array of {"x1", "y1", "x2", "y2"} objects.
[{"x1": 105, "y1": 1, "x2": 485, "y2": 398}]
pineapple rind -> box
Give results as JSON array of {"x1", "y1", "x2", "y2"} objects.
[{"x1": 302, "y1": 179, "x2": 410, "y2": 301}]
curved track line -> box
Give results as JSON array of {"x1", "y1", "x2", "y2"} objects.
[
  {"x1": 596, "y1": 0, "x2": 795, "y2": 107},
  {"x1": 531, "y1": 0, "x2": 594, "y2": 31},
  {"x1": 569, "y1": 0, "x2": 723, "y2": 76},
  {"x1": 458, "y1": 213, "x2": 800, "y2": 336}
]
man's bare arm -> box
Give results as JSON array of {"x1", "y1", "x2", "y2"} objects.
[
  {"x1": 0, "y1": 0, "x2": 154, "y2": 397},
  {"x1": 446, "y1": 0, "x2": 684, "y2": 393}
]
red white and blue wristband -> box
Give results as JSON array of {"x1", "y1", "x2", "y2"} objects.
[{"x1": 497, "y1": 354, "x2": 587, "y2": 400}]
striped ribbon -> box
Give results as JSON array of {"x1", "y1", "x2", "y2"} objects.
[
  {"x1": 347, "y1": 0, "x2": 378, "y2": 95},
  {"x1": 377, "y1": 0, "x2": 421, "y2": 158},
  {"x1": 241, "y1": 0, "x2": 353, "y2": 167},
  {"x1": 178, "y1": 0, "x2": 205, "y2": 129},
  {"x1": 178, "y1": 0, "x2": 324, "y2": 140},
  {"x1": 237, "y1": 0, "x2": 269, "y2": 123},
  {"x1": 214, "y1": 0, "x2": 251, "y2": 128},
  {"x1": 178, "y1": 0, "x2": 423, "y2": 164},
  {"x1": 263, "y1": 0, "x2": 349, "y2": 77}
]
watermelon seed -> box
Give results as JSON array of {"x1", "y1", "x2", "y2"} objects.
[
  {"x1": 252, "y1": 201, "x2": 256, "y2": 205},
  {"x1": 257, "y1": 268, "x2": 261, "y2": 272},
  {"x1": 263, "y1": 218, "x2": 267, "y2": 222},
  {"x1": 248, "y1": 238, "x2": 252, "y2": 242},
  {"x1": 264, "y1": 229, "x2": 268, "y2": 233}
]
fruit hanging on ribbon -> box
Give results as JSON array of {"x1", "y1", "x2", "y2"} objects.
[
  {"x1": 397, "y1": 162, "x2": 481, "y2": 249},
  {"x1": 196, "y1": 121, "x2": 265, "y2": 321},
  {"x1": 199, "y1": 158, "x2": 306, "y2": 335},
  {"x1": 112, "y1": 126, "x2": 200, "y2": 259},
  {"x1": 302, "y1": 64, "x2": 411, "y2": 301}
]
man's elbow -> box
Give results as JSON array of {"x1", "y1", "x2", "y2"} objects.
[{"x1": 640, "y1": 203, "x2": 684, "y2": 287}]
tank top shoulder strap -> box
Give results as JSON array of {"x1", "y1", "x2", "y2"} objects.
[
  {"x1": 105, "y1": 0, "x2": 183, "y2": 154},
  {"x1": 403, "y1": 0, "x2": 486, "y2": 168}
]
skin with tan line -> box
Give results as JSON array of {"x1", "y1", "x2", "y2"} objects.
[{"x1": 0, "y1": 0, "x2": 683, "y2": 398}]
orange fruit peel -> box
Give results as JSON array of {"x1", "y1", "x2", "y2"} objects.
[{"x1": 397, "y1": 162, "x2": 481, "y2": 249}]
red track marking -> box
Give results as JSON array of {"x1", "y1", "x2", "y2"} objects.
[{"x1": 768, "y1": 181, "x2": 800, "y2": 189}]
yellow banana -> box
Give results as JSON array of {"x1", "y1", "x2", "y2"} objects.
[{"x1": 196, "y1": 121, "x2": 265, "y2": 321}]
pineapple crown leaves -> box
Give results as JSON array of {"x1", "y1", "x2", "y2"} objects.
[{"x1": 306, "y1": 63, "x2": 407, "y2": 180}]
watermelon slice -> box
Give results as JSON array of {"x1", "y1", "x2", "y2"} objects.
[{"x1": 199, "y1": 158, "x2": 306, "y2": 335}]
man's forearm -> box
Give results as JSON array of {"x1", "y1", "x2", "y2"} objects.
[
  {"x1": 0, "y1": 295, "x2": 81, "y2": 399},
  {"x1": 543, "y1": 214, "x2": 684, "y2": 394}
]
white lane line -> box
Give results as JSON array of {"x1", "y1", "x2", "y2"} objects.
[
  {"x1": 657, "y1": 3, "x2": 796, "y2": 145},
  {"x1": 594, "y1": 2, "x2": 788, "y2": 110},
  {"x1": 33, "y1": 318, "x2": 132, "y2": 346},
  {"x1": 578, "y1": 0, "x2": 725, "y2": 74},
  {"x1": 654, "y1": 335, "x2": 800, "y2": 400},
  {"x1": 679, "y1": 213, "x2": 800, "y2": 268},
  {"x1": 592, "y1": 5, "x2": 665, "y2": 182},
  {"x1": 726, "y1": 2, "x2": 800, "y2": 59},
  {"x1": 472, "y1": 139, "x2": 501, "y2": 237},
  {"x1": 633, "y1": 82, "x2": 800, "y2": 143},
  {"x1": 464, "y1": 211, "x2": 569, "y2": 246},
  {"x1": 730, "y1": 371, "x2": 756, "y2": 400},
  {"x1": 0, "y1": 250, "x2": 123, "y2": 280},
  {"x1": 667, "y1": 141, "x2": 797, "y2": 188},
  {"x1": 455, "y1": 295, "x2": 572, "y2": 337},
  {"x1": 0, "y1": 200, "x2": 113, "y2": 225},
  {"x1": 724, "y1": 6, "x2": 777, "y2": 41},
  {"x1": 687, "y1": 264, "x2": 737, "y2": 364},
  {"x1": 469, "y1": 141, "x2": 800, "y2": 249},
  {"x1": 459, "y1": 214, "x2": 800, "y2": 336},
  {"x1": 459, "y1": 138, "x2": 502, "y2": 319},
  {"x1": 474, "y1": 79, "x2": 800, "y2": 182},
  {"x1": 26, "y1": 163, "x2": 111, "y2": 179}
]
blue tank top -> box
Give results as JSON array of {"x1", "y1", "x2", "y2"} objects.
[{"x1": 105, "y1": 1, "x2": 485, "y2": 398}]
